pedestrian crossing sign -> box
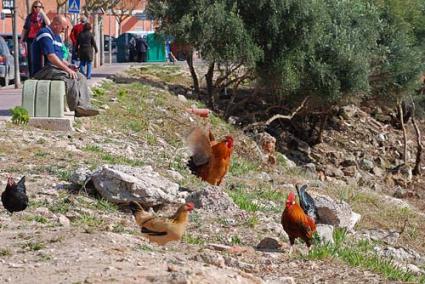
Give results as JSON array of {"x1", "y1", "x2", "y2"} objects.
[{"x1": 68, "y1": 0, "x2": 80, "y2": 14}]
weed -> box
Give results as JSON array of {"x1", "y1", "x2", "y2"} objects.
[
  {"x1": 10, "y1": 106, "x2": 29, "y2": 125},
  {"x1": 111, "y1": 224, "x2": 126, "y2": 233},
  {"x1": 230, "y1": 158, "x2": 258, "y2": 176},
  {"x1": 73, "y1": 214, "x2": 105, "y2": 229},
  {"x1": 245, "y1": 215, "x2": 259, "y2": 228},
  {"x1": 83, "y1": 145, "x2": 103, "y2": 153},
  {"x1": 0, "y1": 248, "x2": 12, "y2": 256},
  {"x1": 276, "y1": 153, "x2": 288, "y2": 167},
  {"x1": 38, "y1": 253, "x2": 52, "y2": 261},
  {"x1": 230, "y1": 235, "x2": 241, "y2": 245},
  {"x1": 189, "y1": 212, "x2": 202, "y2": 228},
  {"x1": 306, "y1": 228, "x2": 423, "y2": 282},
  {"x1": 34, "y1": 150, "x2": 48, "y2": 157},
  {"x1": 137, "y1": 244, "x2": 155, "y2": 252},
  {"x1": 22, "y1": 241, "x2": 45, "y2": 251},
  {"x1": 25, "y1": 215, "x2": 49, "y2": 224},
  {"x1": 48, "y1": 196, "x2": 72, "y2": 214},
  {"x1": 30, "y1": 199, "x2": 49, "y2": 208},
  {"x1": 92, "y1": 87, "x2": 106, "y2": 98},
  {"x1": 227, "y1": 189, "x2": 261, "y2": 212},
  {"x1": 95, "y1": 199, "x2": 118, "y2": 213},
  {"x1": 117, "y1": 88, "x2": 128, "y2": 99},
  {"x1": 183, "y1": 234, "x2": 205, "y2": 245}
]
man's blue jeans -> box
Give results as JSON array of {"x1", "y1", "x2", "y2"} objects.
[{"x1": 79, "y1": 60, "x2": 92, "y2": 79}]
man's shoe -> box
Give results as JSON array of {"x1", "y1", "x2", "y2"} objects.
[{"x1": 75, "y1": 106, "x2": 99, "y2": 117}]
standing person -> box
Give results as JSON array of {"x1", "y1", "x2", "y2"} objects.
[
  {"x1": 129, "y1": 36, "x2": 137, "y2": 62},
  {"x1": 136, "y1": 35, "x2": 149, "y2": 62},
  {"x1": 77, "y1": 23, "x2": 98, "y2": 79},
  {"x1": 20, "y1": 1, "x2": 50, "y2": 77},
  {"x1": 69, "y1": 15, "x2": 87, "y2": 66},
  {"x1": 32, "y1": 15, "x2": 99, "y2": 117}
]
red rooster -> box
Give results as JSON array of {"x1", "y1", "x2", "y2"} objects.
[
  {"x1": 281, "y1": 186, "x2": 317, "y2": 253},
  {"x1": 186, "y1": 127, "x2": 234, "y2": 186}
]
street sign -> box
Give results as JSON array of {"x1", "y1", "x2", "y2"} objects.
[
  {"x1": 2, "y1": 0, "x2": 13, "y2": 9},
  {"x1": 68, "y1": 0, "x2": 80, "y2": 14}
]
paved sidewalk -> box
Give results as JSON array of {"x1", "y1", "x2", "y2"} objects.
[{"x1": 0, "y1": 63, "x2": 132, "y2": 120}]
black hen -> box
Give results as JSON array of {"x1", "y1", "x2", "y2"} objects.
[
  {"x1": 296, "y1": 184, "x2": 318, "y2": 222},
  {"x1": 1, "y1": 176, "x2": 29, "y2": 213}
]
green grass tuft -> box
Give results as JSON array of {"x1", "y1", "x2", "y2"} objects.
[
  {"x1": 306, "y1": 229, "x2": 424, "y2": 282},
  {"x1": 10, "y1": 106, "x2": 29, "y2": 125}
]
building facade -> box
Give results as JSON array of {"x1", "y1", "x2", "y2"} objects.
[{"x1": 0, "y1": 0, "x2": 153, "y2": 37}]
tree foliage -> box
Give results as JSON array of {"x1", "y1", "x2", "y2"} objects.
[{"x1": 147, "y1": 0, "x2": 425, "y2": 108}]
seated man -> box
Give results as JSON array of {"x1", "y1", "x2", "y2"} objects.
[{"x1": 32, "y1": 15, "x2": 98, "y2": 117}]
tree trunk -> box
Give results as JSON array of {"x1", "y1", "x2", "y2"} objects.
[
  {"x1": 205, "y1": 62, "x2": 215, "y2": 107},
  {"x1": 93, "y1": 14, "x2": 100, "y2": 68},
  {"x1": 412, "y1": 116, "x2": 422, "y2": 175},
  {"x1": 26, "y1": 0, "x2": 31, "y2": 14},
  {"x1": 315, "y1": 112, "x2": 328, "y2": 144},
  {"x1": 398, "y1": 102, "x2": 407, "y2": 164},
  {"x1": 185, "y1": 51, "x2": 200, "y2": 96}
]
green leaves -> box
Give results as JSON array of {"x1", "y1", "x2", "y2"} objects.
[{"x1": 10, "y1": 106, "x2": 29, "y2": 125}]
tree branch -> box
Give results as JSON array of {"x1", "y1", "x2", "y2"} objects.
[{"x1": 243, "y1": 96, "x2": 310, "y2": 131}]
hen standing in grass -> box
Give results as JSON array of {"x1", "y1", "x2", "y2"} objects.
[
  {"x1": 129, "y1": 201, "x2": 194, "y2": 245},
  {"x1": 281, "y1": 186, "x2": 317, "y2": 253},
  {"x1": 186, "y1": 127, "x2": 234, "y2": 186},
  {"x1": 1, "y1": 176, "x2": 29, "y2": 214}
]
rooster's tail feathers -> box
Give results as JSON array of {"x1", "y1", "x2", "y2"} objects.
[
  {"x1": 16, "y1": 176, "x2": 26, "y2": 193},
  {"x1": 129, "y1": 201, "x2": 144, "y2": 215},
  {"x1": 187, "y1": 157, "x2": 198, "y2": 175},
  {"x1": 296, "y1": 184, "x2": 318, "y2": 222}
]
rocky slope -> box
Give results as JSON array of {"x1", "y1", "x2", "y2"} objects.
[{"x1": 0, "y1": 64, "x2": 424, "y2": 283}]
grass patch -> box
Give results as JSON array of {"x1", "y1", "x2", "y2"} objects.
[
  {"x1": 245, "y1": 215, "x2": 259, "y2": 228},
  {"x1": 137, "y1": 244, "x2": 155, "y2": 252},
  {"x1": 48, "y1": 195, "x2": 72, "y2": 214},
  {"x1": 0, "y1": 248, "x2": 12, "y2": 256},
  {"x1": 227, "y1": 188, "x2": 261, "y2": 212},
  {"x1": 82, "y1": 145, "x2": 144, "y2": 167},
  {"x1": 306, "y1": 229, "x2": 425, "y2": 282},
  {"x1": 226, "y1": 185, "x2": 282, "y2": 213},
  {"x1": 22, "y1": 241, "x2": 45, "y2": 251},
  {"x1": 95, "y1": 199, "x2": 118, "y2": 213},
  {"x1": 230, "y1": 235, "x2": 241, "y2": 245},
  {"x1": 25, "y1": 215, "x2": 49, "y2": 224},
  {"x1": 45, "y1": 165, "x2": 74, "y2": 181},
  {"x1": 73, "y1": 214, "x2": 105, "y2": 229},
  {"x1": 229, "y1": 158, "x2": 259, "y2": 176},
  {"x1": 183, "y1": 233, "x2": 205, "y2": 245}
]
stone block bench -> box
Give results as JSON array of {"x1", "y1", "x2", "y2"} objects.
[{"x1": 21, "y1": 79, "x2": 74, "y2": 131}]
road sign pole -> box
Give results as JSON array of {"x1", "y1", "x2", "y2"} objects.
[{"x1": 12, "y1": 0, "x2": 20, "y2": 88}]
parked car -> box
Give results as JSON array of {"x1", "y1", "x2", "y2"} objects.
[
  {"x1": 0, "y1": 35, "x2": 14, "y2": 86},
  {"x1": 0, "y1": 33, "x2": 29, "y2": 80},
  {"x1": 104, "y1": 35, "x2": 117, "y2": 53}
]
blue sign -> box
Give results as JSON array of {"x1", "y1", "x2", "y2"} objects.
[{"x1": 68, "y1": 0, "x2": 80, "y2": 14}]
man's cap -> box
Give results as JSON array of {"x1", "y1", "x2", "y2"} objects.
[{"x1": 80, "y1": 16, "x2": 88, "y2": 23}]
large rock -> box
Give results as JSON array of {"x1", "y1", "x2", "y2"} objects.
[
  {"x1": 316, "y1": 224, "x2": 334, "y2": 244},
  {"x1": 186, "y1": 186, "x2": 240, "y2": 213},
  {"x1": 314, "y1": 194, "x2": 361, "y2": 231},
  {"x1": 90, "y1": 165, "x2": 182, "y2": 206}
]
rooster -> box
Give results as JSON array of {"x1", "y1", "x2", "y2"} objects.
[
  {"x1": 129, "y1": 201, "x2": 194, "y2": 245},
  {"x1": 281, "y1": 186, "x2": 317, "y2": 253},
  {"x1": 186, "y1": 127, "x2": 234, "y2": 185},
  {"x1": 1, "y1": 176, "x2": 29, "y2": 214}
]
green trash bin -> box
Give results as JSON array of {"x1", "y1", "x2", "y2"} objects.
[
  {"x1": 117, "y1": 33, "x2": 138, "y2": 63},
  {"x1": 147, "y1": 33, "x2": 166, "y2": 62}
]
